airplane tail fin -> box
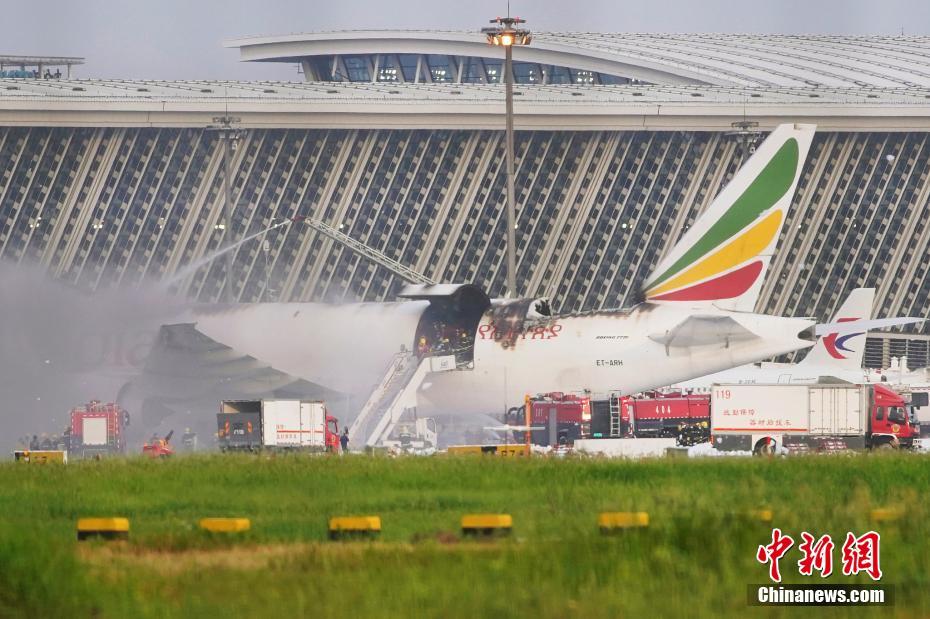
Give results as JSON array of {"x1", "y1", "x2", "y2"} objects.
[
  {"x1": 643, "y1": 123, "x2": 816, "y2": 312},
  {"x1": 798, "y1": 288, "x2": 875, "y2": 371}
]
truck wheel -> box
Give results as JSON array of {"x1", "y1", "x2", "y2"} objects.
[
  {"x1": 874, "y1": 441, "x2": 894, "y2": 452},
  {"x1": 753, "y1": 438, "x2": 776, "y2": 457}
]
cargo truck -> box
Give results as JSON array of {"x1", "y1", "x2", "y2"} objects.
[
  {"x1": 69, "y1": 401, "x2": 128, "y2": 458},
  {"x1": 217, "y1": 399, "x2": 340, "y2": 452},
  {"x1": 710, "y1": 383, "x2": 923, "y2": 455}
]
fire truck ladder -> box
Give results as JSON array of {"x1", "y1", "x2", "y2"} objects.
[
  {"x1": 298, "y1": 217, "x2": 436, "y2": 286},
  {"x1": 609, "y1": 394, "x2": 622, "y2": 438}
]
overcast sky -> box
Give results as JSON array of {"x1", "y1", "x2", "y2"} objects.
[{"x1": 5, "y1": 0, "x2": 930, "y2": 81}]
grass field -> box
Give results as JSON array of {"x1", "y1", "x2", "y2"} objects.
[{"x1": 1, "y1": 453, "x2": 928, "y2": 618}]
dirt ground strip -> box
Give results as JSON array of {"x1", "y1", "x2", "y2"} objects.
[{"x1": 77, "y1": 537, "x2": 502, "y2": 575}]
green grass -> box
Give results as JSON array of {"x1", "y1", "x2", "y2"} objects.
[{"x1": 0, "y1": 453, "x2": 928, "y2": 618}]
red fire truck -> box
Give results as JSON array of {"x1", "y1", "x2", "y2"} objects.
[
  {"x1": 620, "y1": 392, "x2": 710, "y2": 440},
  {"x1": 507, "y1": 393, "x2": 591, "y2": 447},
  {"x1": 588, "y1": 392, "x2": 710, "y2": 444},
  {"x1": 69, "y1": 401, "x2": 128, "y2": 458},
  {"x1": 513, "y1": 391, "x2": 709, "y2": 447}
]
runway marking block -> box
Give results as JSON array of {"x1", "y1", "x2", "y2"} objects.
[
  {"x1": 446, "y1": 445, "x2": 529, "y2": 457},
  {"x1": 598, "y1": 512, "x2": 649, "y2": 533},
  {"x1": 77, "y1": 517, "x2": 129, "y2": 541},
  {"x1": 328, "y1": 516, "x2": 381, "y2": 540},
  {"x1": 14, "y1": 450, "x2": 67, "y2": 464},
  {"x1": 461, "y1": 514, "x2": 512, "y2": 536},
  {"x1": 870, "y1": 507, "x2": 903, "y2": 523},
  {"x1": 749, "y1": 509, "x2": 773, "y2": 523},
  {"x1": 199, "y1": 518, "x2": 251, "y2": 533}
]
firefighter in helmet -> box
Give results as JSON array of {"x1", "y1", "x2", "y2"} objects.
[{"x1": 417, "y1": 335, "x2": 429, "y2": 356}]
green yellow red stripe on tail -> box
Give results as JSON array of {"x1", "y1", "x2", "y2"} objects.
[{"x1": 644, "y1": 124, "x2": 816, "y2": 311}]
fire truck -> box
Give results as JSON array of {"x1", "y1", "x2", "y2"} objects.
[
  {"x1": 506, "y1": 393, "x2": 591, "y2": 447},
  {"x1": 513, "y1": 391, "x2": 709, "y2": 447},
  {"x1": 590, "y1": 392, "x2": 710, "y2": 444},
  {"x1": 68, "y1": 401, "x2": 128, "y2": 458}
]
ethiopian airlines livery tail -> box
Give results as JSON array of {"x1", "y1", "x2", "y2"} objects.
[
  {"x1": 644, "y1": 124, "x2": 816, "y2": 312},
  {"x1": 795, "y1": 287, "x2": 874, "y2": 372}
]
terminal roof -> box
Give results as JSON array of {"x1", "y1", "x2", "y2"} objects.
[{"x1": 225, "y1": 31, "x2": 930, "y2": 88}]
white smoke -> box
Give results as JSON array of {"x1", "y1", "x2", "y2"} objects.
[
  {"x1": 193, "y1": 300, "x2": 426, "y2": 397},
  {"x1": 0, "y1": 263, "x2": 187, "y2": 451}
]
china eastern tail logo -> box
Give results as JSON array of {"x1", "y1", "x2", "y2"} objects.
[{"x1": 822, "y1": 318, "x2": 865, "y2": 360}]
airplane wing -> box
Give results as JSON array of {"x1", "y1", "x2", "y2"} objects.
[{"x1": 648, "y1": 315, "x2": 759, "y2": 349}]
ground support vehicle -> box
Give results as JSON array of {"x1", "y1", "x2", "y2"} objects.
[
  {"x1": 710, "y1": 383, "x2": 920, "y2": 455},
  {"x1": 217, "y1": 399, "x2": 339, "y2": 452}
]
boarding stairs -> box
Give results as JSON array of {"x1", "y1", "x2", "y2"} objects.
[{"x1": 348, "y1": 351, "x2": 458, "y2": 448}]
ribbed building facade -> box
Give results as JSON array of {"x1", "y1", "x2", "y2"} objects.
[{"x1": 3, "y1": 125, "x2": 929, "y2": 316}]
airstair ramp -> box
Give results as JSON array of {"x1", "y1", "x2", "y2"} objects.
[
  {"x1": 349, "y1": 353, "x2": 458, "y2": 448},
  {"x1": 348, "y1": 351, "x2": 417, "y2": 447}
]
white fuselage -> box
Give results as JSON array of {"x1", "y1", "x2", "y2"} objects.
[
  {"x1": 418, "y1": 304, "x2": 815, "y2": 416},
  {"x1": 190, "y1": 301, "x2": 816, "y2": 419}
]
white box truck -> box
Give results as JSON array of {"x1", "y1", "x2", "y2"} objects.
[
  {"x1": 218, "y1": 400, "x2": 339, "y2": 452},
  {"x1": 710, "y1": 383, "x2": 921, "y2": 454}
]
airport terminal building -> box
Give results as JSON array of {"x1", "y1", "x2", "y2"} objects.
[{"x1": 1, "y1": 32, "x2": 930, "y2": 365}]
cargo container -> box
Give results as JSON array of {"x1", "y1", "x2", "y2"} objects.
[
  {"x1": 218, "y1": 399, "x2": 339, "y2": 452},
  {"x1": 710, "y1": 383, "x2": 921, "y2": 454}
]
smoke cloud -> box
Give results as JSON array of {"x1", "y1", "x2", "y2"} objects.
[{"x1": 0, "y1": 263, "x2": 187, "y2": 452}]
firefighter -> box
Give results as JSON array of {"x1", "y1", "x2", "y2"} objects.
[
  {"x1": 417, "y1": 335, "x2": 429, "y2": 356},
  {"x1": 182, "y1": 428, "x2": 197, "y2": 451},
  {"x1": 340, "y1": 428, "x2": 350, "y2": 454}
]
